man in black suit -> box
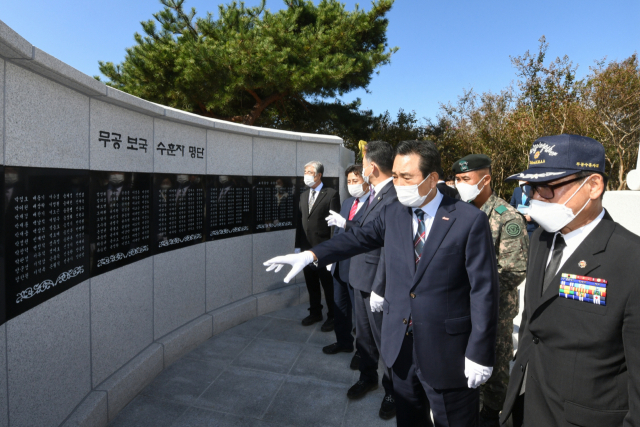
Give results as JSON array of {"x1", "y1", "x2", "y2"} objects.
[
  {"x1": 295, "y1": 160, "x2": 341, "y2": 331},
  {"x1": 326, "y1": 141, "x2": 398, "y2": 419},
  {"x1": 266, "y1": 140, "x2": 499, "y2": 426},
  {"x1": 322, "y1": 164, "x2": 369, "y2": 356},
  {"x1": 500, "y1": 134, "x2": 640, "y2": 427},
  {"x1": 436, "y1": 167, "x2": 460, "y2": 199}
]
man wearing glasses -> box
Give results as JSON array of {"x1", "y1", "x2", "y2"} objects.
[{"x1": 500, "y1": 134, "x2": 640, "y2": 427}]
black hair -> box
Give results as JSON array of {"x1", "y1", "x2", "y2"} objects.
[
  {"x1": 436, "y1": 167, "x2": 445, "y2": 180},
  {"x1": 364, "y1": 140, "x2": 394, "y2": 174},
  {"x1": 395, "y1": 140, "x2": 441, "y2": 179},
  {"x1": 345, "y1": 164, "x2": 363, "y2": 178}
]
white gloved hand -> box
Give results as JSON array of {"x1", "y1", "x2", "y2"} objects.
[
  {"x1": 464, "y1": 357, "x2": 493, "y2": 389},
  {"x1": 370, "y1": 291, "x2": 384, "y2": 312},
  {"x1": 264, "y1": 251, "x2": 315, "y2": 283},
  {"x1": 294, "y1": 248, "x2": 301, "y2": 254},
  {"x1": 326, "y1": 264, "x2": 333, "y2": 271},
  {"x1": 325, "y1": 210, "x2": 347, "y2": 228}
]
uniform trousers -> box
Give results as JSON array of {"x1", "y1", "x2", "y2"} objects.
[
  {"x1": 392, "y1": 333, "x2": 479, "y2": 427},
  {"x1": 354, "y1": 290, "x2": 393, "y2": 395},
  {"x1": 303, "y1": 264, "x2": 334, "y2": 318},
  {"x1": 332, "y1": 272, "x2": 355, "y2": 349}
]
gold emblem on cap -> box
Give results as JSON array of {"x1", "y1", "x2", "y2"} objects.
[
  {"x1": 534, "y1": 151, "x2": 541, "y2": 159},
  {"x1": 578, "y1": 260, "x2": 587, "y2": 269}
]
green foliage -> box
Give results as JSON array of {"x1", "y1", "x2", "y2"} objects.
[{"x1": 99, "y1": 0, "x2": 397, "y2": 125}]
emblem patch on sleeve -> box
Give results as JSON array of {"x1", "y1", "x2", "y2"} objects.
[{"x1": 505, "y1": 223, "x2": 522, "y2": 237}]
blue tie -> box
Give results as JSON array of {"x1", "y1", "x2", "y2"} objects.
[{"x1": 413, "y1": 209, "x2": 426, "y2": 265}]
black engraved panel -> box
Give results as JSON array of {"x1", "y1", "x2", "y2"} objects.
[
  {"x1": 152, "y1": 173, "x2": 205, "y2": 253},
  {"x1": 206, "y1": 175, "x2": 252, "y2": 240},
  {"x1": 4, "y1": 167, "x2": 89, "y2": 321},
  {"x1": 252, "y1": 176, "x2": 297, "y2": 234},
  {"x1": 89, "y1": 172, "x2": 152, "y2": 276}
]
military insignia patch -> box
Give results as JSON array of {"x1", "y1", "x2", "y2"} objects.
[
  {"x1": 459, "y1": 161, "x2": 469, "y2": 172},
  {"x1": 506, "y1": 223, "x2": 521, "y2": 237},
  {"x1": 579, "y1": 260, "x2": 587, "y2": 268}
]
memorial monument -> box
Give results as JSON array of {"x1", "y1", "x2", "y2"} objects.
[{"x1": 0, "y1": 20, "x2": 353, "y2": 427}]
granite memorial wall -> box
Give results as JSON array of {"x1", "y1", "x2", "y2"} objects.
[{"x1": 0, "y1": 20, "x2": 354, "y2": 427}]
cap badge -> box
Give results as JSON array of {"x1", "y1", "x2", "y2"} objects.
[
  {"x1": 459, "y1": 161, "x2": 469, "y2": 172},
  {"x1": 578, "y1": 260, "x2": 587, "y2": 269},
  {"x1": 534, "y1": 151, "x2": 541, "y2": 159}
]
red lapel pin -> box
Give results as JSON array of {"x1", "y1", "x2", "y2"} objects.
[{"x1": 442, "y1": 217, "x2": 449, "y2": 221}]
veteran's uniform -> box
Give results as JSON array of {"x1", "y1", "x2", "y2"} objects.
[
  {"x1": 500, "y1": 135, "x2": 640, "y2": 427},
  {"x1": 479, "y1": 193, "x2": 528, "y2": 412}
]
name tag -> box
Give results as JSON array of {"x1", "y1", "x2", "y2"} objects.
[{"x1": 559, "y1": 273, "x2": 607, "y2": 306}]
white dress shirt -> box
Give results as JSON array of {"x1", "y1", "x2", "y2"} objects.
[
  {"x1": 546, "y1": 208, "x2": 605, "y2": 274},
  {"x1": 352, "y1": 192, "x2": 370, "y2": 216},
  {"x1": 412, "y1": 189, "x2": 443, "y2": 237},
  {"x1": 371, "y1": 177, "x2": 393, "y2": 197}
]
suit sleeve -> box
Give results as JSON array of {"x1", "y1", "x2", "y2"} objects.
[
  {"x1": 312, "y1": 204, "x2": 387, "y2": 266},
  {"x1": 464, "y1": 211, "x2": 500, "y2": 367},
  {"x1": 623, "y1": 277, "x2": 640, "y2": 425},
  {"x1": 329, "y1": 190, "x2": 341, "y2": 238},
  {"x1": 371, "y1": 248, "x2": 386, "y2": 296}
]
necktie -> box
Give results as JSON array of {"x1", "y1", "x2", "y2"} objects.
[
  {"x1": 348, "y1": 198, "x2": 359, "y2": 220},
  {"x1": 408, "y1": 208, "x2": 426, "y2": 336},
  {"x1": 413, "y1": 209, "x2": 426, "y2": 265},
  {"x1": 368, "y1": 187, "x2": 376, "y2": 206},
  {"x1": 309, "y1": 190, "x2": 316, "y2": 213},
  {"x1": 543, "y1": 234, "x2": 566, "y2": 294}
]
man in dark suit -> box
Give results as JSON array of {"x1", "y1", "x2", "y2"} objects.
[
  {"x1": 436, "y1": 167, "x2": 460, "y2": 199},
  {"x1": 266, "y1": 140, "x2": 499, "y2": 426},
  {"x1": 500, "y1": 134, "x2": 640, "y2": 427},
  {"x1": 326, "y1": 141, "x2": 398, "y2": 419},
  {"x1": 322, "y1": 164, "x2": 369, "y2": 356},
  {"x1": 295, "y1": 160, "x2": 341, "y2": 331}
]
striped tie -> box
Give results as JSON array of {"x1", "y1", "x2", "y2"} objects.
[
  {"x1": 413, "y1": 209, "x2": 426, "y2": 265},
  {"x1": 309, "y1": 190, "x2": 316, "y2": 213},
  {"x1": 348, "y1": 198, "x2": 359, "y2": 220}
]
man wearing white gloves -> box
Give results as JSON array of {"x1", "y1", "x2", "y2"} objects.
[
  {"x1": 328, "y1": 141, "x2": 398, "y2": 419},
  {"x1": 265, "y1": 140, "x2": 499, "y2": 427}
]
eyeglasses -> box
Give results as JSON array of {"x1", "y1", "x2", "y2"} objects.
[{"x1": 528, "y1": 176, "x2": 586, "y2": 200}]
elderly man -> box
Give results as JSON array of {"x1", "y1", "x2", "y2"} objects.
[{"x1": 295, "y1": 160, "x2": 340, "y2": 331}]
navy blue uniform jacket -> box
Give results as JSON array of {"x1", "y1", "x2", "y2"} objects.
[{"x1": 312, "y1": 194, "x2": 499, "y2": 389}]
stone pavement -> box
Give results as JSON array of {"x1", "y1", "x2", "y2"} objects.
[{"x1": 109, "y1": 303, "x2": 394, "y2": 427}]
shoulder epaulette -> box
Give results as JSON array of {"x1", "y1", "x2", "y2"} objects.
[{"x1": 494, "y1": 205, "x2": 508, "y2": 215}]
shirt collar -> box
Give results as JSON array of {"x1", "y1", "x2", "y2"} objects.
[
  {"x1": 372, "y1": 177, "x2": 393, "y2": 194},
  {"x1": 413, "y1": 189, "x2": 443, "y2": 218},
  {"x1": 357, "y1": 192, "x2": 370, "y2": 203},
  {"x1": 311, "y1": 182, "x2": 323, "y2": 193},
  {"x1": 557, "y1": 208, "x2": 605, "y2": 244}
]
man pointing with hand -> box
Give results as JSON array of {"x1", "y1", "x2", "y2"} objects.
[{"x1": 265, "y1": 140, "x2": 499, "y2": 427}]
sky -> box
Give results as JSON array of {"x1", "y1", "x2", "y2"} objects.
[{"x1": 1, "y1": 0, "x2": 638, "y2": 122}]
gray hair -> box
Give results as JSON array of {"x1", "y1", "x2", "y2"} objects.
[{"x1": 304, "y1": 160, "x2": 324, "y2": 176}]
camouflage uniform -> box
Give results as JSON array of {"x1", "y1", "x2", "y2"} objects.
[{"x1": 479, "y1": 193, "x2": 529, "y2": 412}]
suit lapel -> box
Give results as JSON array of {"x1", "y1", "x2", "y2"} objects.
[
  {"x1": 301, "y1": 189, "x2": 310, "y2": 219},
  {"x1": 308, "y1": 188, "x2": 327, "y2": 216},
  {"x1": 412, "y1": 200, "x2": 457, "y2": 288},
  {"x1": 399, "y1": 206, "x2": 416, "y2": 280},
  {"x1": 526, "y1": 231, "x2": 553, "y2": 316},
  {"x1": 360, "y1": 182, "x2": 392, "y2": 223},
  {"x1": 531, "y1": 212, "x2": 615, "y2": 317}
]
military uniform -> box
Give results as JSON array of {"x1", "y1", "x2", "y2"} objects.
[{"x1": 479, "y1": 193, "x2": 528, "y2": 413}]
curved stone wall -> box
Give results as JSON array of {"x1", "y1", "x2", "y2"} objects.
[{"x1": 0, "y1": 20, "x2": 354, "y2": 427}]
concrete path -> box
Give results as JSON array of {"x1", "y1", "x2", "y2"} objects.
[{"x1": 109, "y1": 304, "x2": 394, "y2": 427}]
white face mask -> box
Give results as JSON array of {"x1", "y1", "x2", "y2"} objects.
[
  {"x1": 362, "y1": 164, "x2": 372, "y2": 184},
  {"x1": 176, "y1": 175, "x2": 189, "y2": 184},
  {"x1": 109, "y1": 174, "x2": 125, "y2": 185},
  {"x1": 348, "y1": 183, "x2": 367, "y2": 198},
  {"x1": 395, "y1": 174, "x2": 434, "y2": 208},
  {"x1": 528, "y1": 178, "x2": 591, "y2": 233},
  {"x1": 456, "y1": 175, "x2": 488, "y2": 203},
  {"x1": 304, "y1": 174, "x2": 316, "y2": 187}
]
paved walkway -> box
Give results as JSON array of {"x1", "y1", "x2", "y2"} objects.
[{"x1": 110, "y1": 304, "x2": 394, "y2": 427}]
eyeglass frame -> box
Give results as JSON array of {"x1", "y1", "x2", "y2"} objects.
[{"x1": 527, "y1": 175, "x2": 588, "y2": 200}]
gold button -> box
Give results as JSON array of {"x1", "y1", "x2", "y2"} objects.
[
  {"x1": 403, "y1": 319, "x2": 407, "y2": 324},
  {"x1": 410, "y1": 293, "x2": 416, "y2": 299}
]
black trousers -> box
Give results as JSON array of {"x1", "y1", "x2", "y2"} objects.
[
  {"x1": 392, "y1": 333, "x2": 479, "y2": 427},
  {"x1": 354, "y1": 290, "x2": 393, "y2": 395},
  {"x1": 332, "y1": 272, "x2": 354, "y2": 349},
  {"x1": 303, "y1": 264, "x2": 334, "y2": 318}
]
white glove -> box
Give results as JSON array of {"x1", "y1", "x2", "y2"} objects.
[
  {"x1": 464, "y1": 357, "x2": 493, "y2": 389},
  {"x1": 264, "y1": 251, "x2": 315, "y2": 283},
  {"x1": 326, "y1": 264, "x2": 333, "y2": 271},
  {"x1": 294, "y1": 248, "x2": 301, "y2": 254},
  {"x1": 325, "y1": 210, "x2": 347, "y2": 228},
  {"x1": 370, "y1": 291, "x2": 384, "y2": 312}
]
